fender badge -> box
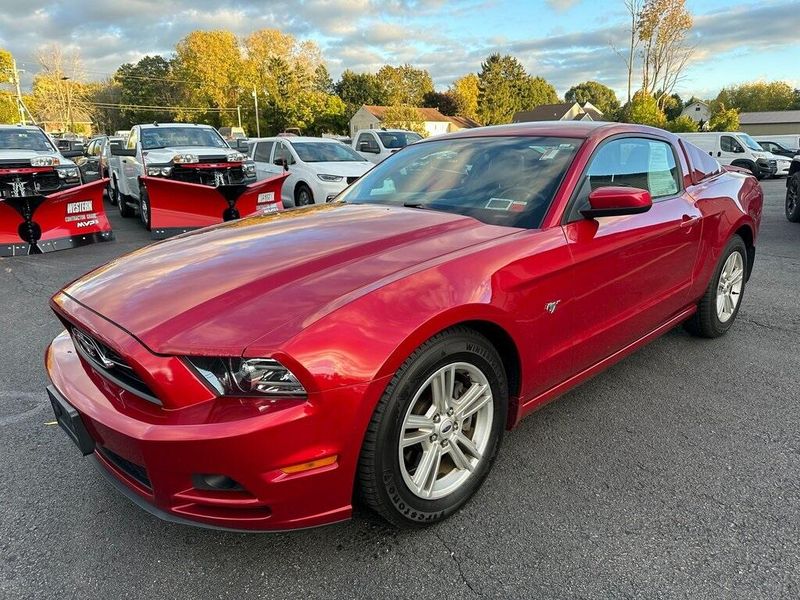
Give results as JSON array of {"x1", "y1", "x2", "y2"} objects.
[{"x1": 545, "y1": 300, "x2": 561, "y2": 314}]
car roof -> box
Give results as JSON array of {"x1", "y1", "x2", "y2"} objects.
[
  {"x1": 248, "y1": 136, "x2": 341, "y2": 144},
  {"x1": 138, "y1": 123, "x2": 215, "y2": 130},
  {"x1": 0, "y1": 124, "x2": 43, "y2": 132}
]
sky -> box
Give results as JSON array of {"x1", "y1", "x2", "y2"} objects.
[{"x1": 0, "y1": 0, "x2": 797, "y2": 101}]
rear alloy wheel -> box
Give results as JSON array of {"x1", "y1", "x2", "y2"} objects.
[
  {"x1": 295, "y1": 184, "x2": 313, "y2": 207},
  {"x1": 786, "y1": 173, "x2": 800, "y2": 222},
  {"x1": 139, "y1": 187, "x2": 152, "y2": 231},
  {"x1": 358, "y1": 327, "x2": 507, "y2": 527},
  {"x1": 685, "y1": 235, "x2": 747, "y2": 338}
]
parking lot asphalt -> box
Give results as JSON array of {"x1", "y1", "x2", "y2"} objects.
[{"x1": 0, "y1": 180, "x2": 798, "y2": 599}]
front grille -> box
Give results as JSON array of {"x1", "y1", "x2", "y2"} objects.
[
  {"x1": 197, "y1": 155, "x2": 229, "y2": 163},
  {"x1": 170, "y1": 166, "x2": 249, "y2": 186},
  {"x1": 346, "y1": 176, "x2": 359, "y2": 185},
  {"x1": 0, "y1": 172, "x2": 62, "y2": 197},
  {"x1": 98, "y1": 446, "x2": 151, "y2": 490},
  {"x1": 70, "y1": 328, "x2": 161, "y2": 405}
]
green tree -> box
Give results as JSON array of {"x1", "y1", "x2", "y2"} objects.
[
  {"x1": 449, "y1": 73, "x2": 480, "y2": 122},
  {"x1": 422, "y1": 91, "x2": 457, "y2": 116},
  {"x1": 313, "y1": 64, "x2": 334, "y2": 94},
  {"x1": 662, "y1": 92, "x2": 683, "y2": 121},
  {"x1": 381, "y1": 105, "x2": 427, "y2": 137},
  {"x1": 335, "y1": 70, "x2": 386, "y2": 113},
  {"x1": 665, "y1": 114, "x2": 698, "y2": 132},
  {"x1": 622, "y1": 90, "x2": 666, "y2": 127},
  {"x1": 115, "y1": 55, "x2": 181, "y2": 125},
  {"x1": 716, "y1": 81, "x2": 795, "y2": 112},
  {"x1": 376, "y1": 64, "x2": 433, "y2": 106},
  {"x1": 522, "y1": 76, "x2": 559, "y2": 110},
  {"x1": 565, "y1": 81, "x2": 620, "y2": 117},
  {"x1": 478, "y1": 54, "x2": 542, "y2": 125},
  {"x1": 708, "y1": 103, "x2": 739, "y2": 131}
]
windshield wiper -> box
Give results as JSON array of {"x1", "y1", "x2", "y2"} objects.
[{"x1": 403, "y1": 202, "x2": 429, "y2": 209}]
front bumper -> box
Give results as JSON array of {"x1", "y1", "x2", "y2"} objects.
[{"x1": 45, "y1": 328, "x2": 380, "y2": 531}]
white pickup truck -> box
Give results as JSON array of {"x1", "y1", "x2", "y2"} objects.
[
  {"x1": 352, "y1": 129, "x2": 422, "y2": 164},
  {"x1": 108, "y1": 123, "x2": 256, "y2": 230}
]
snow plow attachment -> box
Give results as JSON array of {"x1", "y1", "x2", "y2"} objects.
[
  {"x1": 143, "y1": 173, "x2": 289, "y2": 240},
  {"x1": 0, "y1": 179, "x2": 113, "y2": 257}
]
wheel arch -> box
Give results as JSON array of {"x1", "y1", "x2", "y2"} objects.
[{"x1": 734, "y1": 223, "x2": 755, "y2": 280}]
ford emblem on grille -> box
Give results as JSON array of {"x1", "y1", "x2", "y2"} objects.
[{"x1": 73, "y1": 329, "x2": 115, "y2": 369}]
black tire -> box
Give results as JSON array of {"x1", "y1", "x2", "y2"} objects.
[
  {"x1": 295, "y1": 183, "x2": 313, "y2": 207},
  {"x1": 786, "y1": 173, "x2": 800, "y2": 222},
  {"x1": 684, "y1": 235, "x2": 748, "y2": 338},
  {"x1": 139, "y1": 186, "x2": 152, "y2": 231},
  {"x1": 115, "y1": 177, "x2": 135, "y2": 218},
  {"x1": 358, "y1": 326, "x2": 508, "y2": 527}
]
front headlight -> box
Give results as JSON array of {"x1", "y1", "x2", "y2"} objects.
[
  {"x1": 55, "y1": 167, "x2": 80, "y2": 179},
  {"x1": 243, "y1": 161, "x2": 256, "y2": 175},
  {"x1": 185, "y1": 357, "x2": 306, "y2": 397},
  {"x1": 227, "y1": 152, "x2": 246, "y2": 162},
  {"x1": 317, "y1": 174, "x2": 343, "y2": 182},
  {"x1": 173, "y1": 153, "x2": 199, "y2": 164},
  {"x1": 147, "y1": 166, "x2": 172, "y2": 176},
  {"x1": 31, "y1": 156, "x2": 59, "y2": 167}
]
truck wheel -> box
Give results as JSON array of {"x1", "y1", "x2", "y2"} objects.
[
  {"x1": 116, "y1": 177, "x2": 135, "y2": 218},
  {"x1": 295, "y1": 183, "x2": 313, "y2": 207},
  {"x1": 139, "y1": 187, "x2": 152, "y2": 231},
  {"x1": 786, "y1": 174, "x2": 800, "y2": 222}
]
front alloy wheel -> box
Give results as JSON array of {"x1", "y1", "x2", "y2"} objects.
[{"x1": 358, "y1": 327, "x2": 507, "y2": 527}]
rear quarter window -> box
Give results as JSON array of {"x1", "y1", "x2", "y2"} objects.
[{"x1": 681, "y1": 140, "x2": 723, "y2": 184}]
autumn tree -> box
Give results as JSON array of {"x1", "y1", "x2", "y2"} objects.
[
  {"x1": 621, "y1": 90, "x2": 666, "y2": 127},
  {"x1": 422, "y1": 91, "x2": 457, "y2": 116},
  {"x1": 619, "y1": 0, "x2": 644, "y2": 103},
  {"x1": 376, "y1": 65, "x2": 433, "y2": 106},
  {"x1": 449, "y1": 73, "x2": 480, "y2": 122},
  {"x1": 715, "y1": 81, "x2": 796, "y2": 112},
  {"x1": 381, "y1": 105, "x2": 427, "y2": 137},
  {"x1": 0, "y1": 48, "x2": 18, "y2": 123},
  {"x1": 638, "y1": 0, "x2": 694, "y2": 109},
  {"x1": 565, "y1": 81, "x2": 620, "y2": 117},
  {"x1": 31, "y1": 45, "x2": 94, "y2": 133},
  {"x1": 708, "y1": 103, "x2": 739, "y2": 131}
]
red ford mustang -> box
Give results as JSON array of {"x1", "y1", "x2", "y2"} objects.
[{"x1": 45, "y1": 122, "x2": 763, "y2": 531}]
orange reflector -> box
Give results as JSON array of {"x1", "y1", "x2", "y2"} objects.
[{"x1": 280, "y1": 455, "x2": 338, "y2": 474}]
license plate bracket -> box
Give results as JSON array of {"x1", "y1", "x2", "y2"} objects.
[{"x1": 47, "y1": 385, "x2": 95, "y2": 456}]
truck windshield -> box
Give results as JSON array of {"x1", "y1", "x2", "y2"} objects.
[
  {"x1": 339, "y1": 135, "x2": 582, "y2": 229},
  {"x1": 738, "y1": 133, "x2": 763, "y2": 152},
  {"x1": 292, "y1": 142, "x2": 365, "y2": 162},
  {"x1": 0, "y1": 129, "x2": 53, "y2": 151},
  {"x1": 140, "y1": 127, "x2": 228, "y2": 150},
  {"x1": 377, "y1": 132, "x2": 422, "y2": 149}
]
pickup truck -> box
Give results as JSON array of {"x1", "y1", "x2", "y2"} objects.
[
  {"x1": 352, "y1": 129, "x2": 422, "y2": 164},
  {"x1": 108, "y1": 123, "x2": 256, "y2": 230},
  {"x1": 0, "y1": 124, "x2": 83, "y2": 198}
]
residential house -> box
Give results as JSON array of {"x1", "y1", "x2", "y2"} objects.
[
  {"x1": 680, "y1": 100, "x2": 711, "y2": 126},
  {"x1": 512, "y1": 102, "x2": 604, "y2": 123},
  {"x1": 349, "y1": 105, "x2": 479, "y2": 137}
]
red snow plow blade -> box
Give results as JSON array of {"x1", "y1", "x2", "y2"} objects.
[
  {"x1": 0, "y1": 179, "x2": 113, "y2": 257},
  {"x1": 143, "y1": 174, "x2": 288, "y2": 239}
]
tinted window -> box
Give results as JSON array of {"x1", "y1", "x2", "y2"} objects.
[
  {"x1": 292, "y1": 142, "x2": 365, "y2": 162},
  {"x1": 721, "y1": 135, "x2": 742, "y2": 153},
  {"x1": 0, "y1": 129, "x2": 53, "y2": 151},
  {"x1": 357, "y1": 133, "x2": 377, "y2": 151},
  {"x1": 253, "y1": 141, "x2": 274, "y2": 162},
  {"x1": 340, "y1": 136, "x2": 582, "y2": 228},
  {"x1": 569, "y1": 137, "x2": 680, "y2": 221},
  {"x1": 140, "y1": 127, "x2": 228, "y2": 150},
  {"x1": 377, "y1": 131, "x2": 421, "y2": 149}
]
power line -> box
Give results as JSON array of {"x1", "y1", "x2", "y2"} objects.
[{"x1": 89, "y1": 101, "x2": 239, "y2": 112}]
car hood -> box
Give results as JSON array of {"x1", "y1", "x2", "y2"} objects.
[
  {"x1": 303, "y1": 161, "x2": 373, "y2": 177},
  {"x1": 61, "y1": 203, "x2": 515, "y2": 355},
  {"x1": 143, "y1": 146, "x2": 240, "y2": 164},
  {"x1": 0, "y1": 149, "x2": 74, "y2": 166}
]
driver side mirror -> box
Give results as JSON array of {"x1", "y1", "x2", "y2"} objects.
[
  {"x1": 274, "y1": 157, "x2": 289, "y2": 171},
  {"x1": 581, "y1": 187, "x2": 652, "y2": 219},
  {"x1": 359, "y1": 142, "x2": 379, "y2": 154}
]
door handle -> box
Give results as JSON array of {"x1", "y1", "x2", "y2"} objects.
[
  {"x1": 717, "y1": 151, "x2": 722, "y2": 157},
  {"x1": 680, "y1": 215, "x2": 700, "y2": 228}
]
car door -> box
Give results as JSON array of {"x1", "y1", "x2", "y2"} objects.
[
  {"x1": 274, "y1": 141, "x2": 298, "y2": 206},
  {"x1": 356, "y1": 132, "x2": 381, "y2": 163},
  {"x1": 252, "y1": 140, "x2": 275, "y2": 180},
  {"x1": 561, "y1": 135, "x2": 703, "y2": 373},
  {"x1": 718, "y1": 134, "x2": 745, "y2": 166}
]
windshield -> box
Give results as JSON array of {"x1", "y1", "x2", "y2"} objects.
[
  {"x1": 140, "y1": 127, "x2": 228, "y2": 150},
  {"x1": 738, "y1": 133, "x2": 763, "y2": 152},
  {"x1": 292, "y1": 142, "x2": 365, "y2": 162},
  {"x1": 340, "y1": 136, "x2": 582, "y2": 228},
  {"x1": 377, "y1": 131, "x2": 422, "y2": 149},
  {"x1": 0, "y1": 129, "x2": 54, "y2": 152}
]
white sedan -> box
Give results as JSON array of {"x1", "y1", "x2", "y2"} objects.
[{"x1": 248, "y1": 137, "x2": 373, "y2": 207}]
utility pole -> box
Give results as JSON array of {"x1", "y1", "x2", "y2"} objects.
[
  {"x1": 236, "y1": 105, "x2": 242, "y2": 128},
  {"x1": 8, "y1": 58, "x2": 28, "y2": 125},
  {"x1": 61, "y1": 76, "x2": 73, "y2": 133},
  {"x1": 252, "y1": 87, "x2": 260, "y2": 138}
]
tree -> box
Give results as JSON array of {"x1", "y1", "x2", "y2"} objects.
[
  {"x1": 565, "y1": 81, "x2": 620, "y2": 117},
  {"x1": 381, "y1": 105, "x2": 427, "y2": 137},
  {"x1": 662, "y1": 92, "x2": 683, "y2": 121},
  {"x1": 708, "y1": 103, "x2": 739, "y2": 131},
  {"x1": 422, "y1": 91, "x2": 457, "y2": 116},
  {"x1": 449, "y1": 74, "x2": 480, "y2": 122},
  {"x1": 376, "y1": 64, "x2": 433, "y2": 106},
  {"x1": 638, "y1": 0, "x2": 694, "y2": 109},
  {"x1": 115, "y1": 55, "x2": 181, "y2": 125},
  {"x1": 716, "y1": 81, "x2": 796, "y2": 112},
  {"x1": 0, "y1": 48, "x2": 18, "y2": 123},
  {"x1": 31, "y1": 45, "x2": 94, "y2": 133},
  {"x1": 622, "y1": 90, "x2": 666, "y2": 127},
  {"x1": 620, "y1": 0, "x2": 643, "y2": 103},
  {"x1": 335, "y1": 70, "x2": 386, "y2": 113},
  {"x1": 313, "y1": 64, "x2": 334, "y2": 94},
  {"x1": 665, "y1": 114, "x2": 698, "y2": 132},
  {"x1": 479, "y1": 54, "x2": 552, "y2": 125}
]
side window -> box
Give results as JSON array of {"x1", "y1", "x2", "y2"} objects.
[
  {"x1": 93, "y1": 139, "x2": 103, "y2": 156},
  {"x1": 253, "y1": 141, "x2": 273, "y2": 163},
  {"x1": 357, "y1": 133, "x2": 377, "y2": 151},
  {"x1": 278, "y1": 143, "x2": 295, "y2": 165},
  {"x1": 568, "y1": 138, "x2": 681, "y2": 221},
  {"x1": 126, "y1": 128, "x2": 138, "y2": 150},
  {"x1": 721, "y1": 135, "x2": 742, "y2": 153}
]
